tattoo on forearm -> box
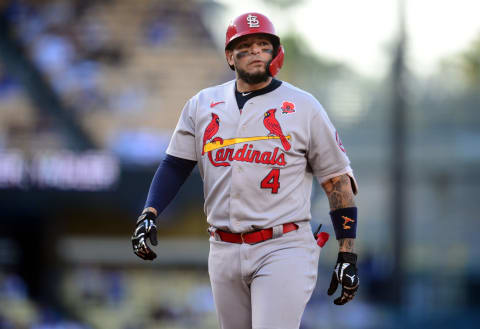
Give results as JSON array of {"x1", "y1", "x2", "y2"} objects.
[
  {"x1": 322, "y1": 175, "x2": 355, "y2": 210},
  {"x1": 339, "y1": 238, "x2": 355, "y2": 252}
]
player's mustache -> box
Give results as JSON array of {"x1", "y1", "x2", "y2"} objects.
[{"x1": 247, "y1": 59, "x2": 266, "y2": 65}]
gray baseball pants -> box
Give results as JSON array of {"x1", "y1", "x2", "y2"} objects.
[{"x1": 208, "y1": 221, "x2": 321, "y2": 329}]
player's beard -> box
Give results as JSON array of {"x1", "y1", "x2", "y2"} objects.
[{"x1": 236, "y1": 62, "x2": 270, "y2": 85}]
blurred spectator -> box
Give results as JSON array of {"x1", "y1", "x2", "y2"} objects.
[
  {"x1": 105, "y1": 270, "x2": 125, "y2": 307},
  {"x1": 76, "y1": 267, "x2": 107, "y2": 304},
  {"x1": 143, "y1": 2, "x2": 177, "y2": 47},
  {"x1": 6, "y1": 0, "x2": 122, "y2": 113},
  {"x1": 145, "y1": 19, "x2": 174, "y2": 47},
  {"x1": 0, "y1": 272, "x2": 28, "y2": 300},
  {"x1": 108, "y1": 84, "x2": 146, "y2": 113},
  {"x1": 31, "y1": 32, "x2": 75, "y2": 85},
  {"x1": 0, "y1": 314, "x2": 15, "y2": 329},
  {"x1": 187, "y1": 284, "x2": 215, "y2": 314},
  {"x1": 0, "y1": 68, "x2": 20, "y2": 100},
  {"x1": 31, "y1": 304, "x2": 92, "y2": 329}
]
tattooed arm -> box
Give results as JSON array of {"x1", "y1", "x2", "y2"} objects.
[{"x1": 321, "y1": 174, "x2": 356, "y2": 252}]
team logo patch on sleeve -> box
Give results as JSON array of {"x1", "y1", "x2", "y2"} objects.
[{"x1": 281, "y1": 101, "x2": 295, "y2": 114}]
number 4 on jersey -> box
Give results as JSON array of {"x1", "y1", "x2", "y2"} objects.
[{"x1": 261, "y1": 169, "x2": 280, "y2": 194}]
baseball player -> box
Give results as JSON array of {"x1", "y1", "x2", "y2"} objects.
[{"x1": 132, "y1": 12, "x2": 359, "y2": 329}]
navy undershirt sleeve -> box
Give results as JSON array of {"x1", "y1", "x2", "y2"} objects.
[{"x1": 144, "y1": 154, "x2": 197, "y2": 215}]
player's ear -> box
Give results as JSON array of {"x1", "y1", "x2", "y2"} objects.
[{"x1": 225, "y1": 49, "x2": 234, "y2": 67}]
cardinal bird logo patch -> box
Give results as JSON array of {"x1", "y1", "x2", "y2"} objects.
[
  {"x1": 202, "y1": 113, "x2": 223, "y2": 155},
  {"x1": 281, "y1": 101, "x2": 295, "y2": 114},
  {"x1": 263, "y1": 109, "x2": 291, "y2": 151}
]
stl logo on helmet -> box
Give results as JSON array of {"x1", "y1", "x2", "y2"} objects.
[{"x1": 246, "y1": 14, "x2": 260, "y2": 28}]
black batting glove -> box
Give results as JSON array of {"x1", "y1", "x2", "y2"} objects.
[
  {"x1": 131, "y1": 211, "x2": 158, "y2": 261},
  {"x1": 327, "y1": 252, "x2": 359, "y2": 305}
]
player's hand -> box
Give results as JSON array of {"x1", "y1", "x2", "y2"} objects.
[
  {"x1": 327, "y1": 252, "x2": 359, "y2": 305},
  {"x1": 131, "y1": 211, "x2": 158, "y2": 261}
]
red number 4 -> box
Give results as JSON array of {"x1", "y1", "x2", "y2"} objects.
[{"x1": 260, "y1": 169, "x2": 280, "y2": 194}]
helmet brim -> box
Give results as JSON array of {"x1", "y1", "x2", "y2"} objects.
[{"x1": 225, "y1": 32, "x2": 280, "y2": 51}]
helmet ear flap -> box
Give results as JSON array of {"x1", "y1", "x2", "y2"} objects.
[{"x1": 268, "y1": 45, "x2": 284, "y2": 76}]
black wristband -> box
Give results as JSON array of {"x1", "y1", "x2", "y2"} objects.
[
  {"x1": 330, "y1": 207, "x2": 357, "y2": 239},
  {"x1": 337, "y1": 252, "x2": 357, "y2": 264}
]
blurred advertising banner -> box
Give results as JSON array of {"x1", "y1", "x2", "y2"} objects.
[{"x1": 0, "y1": 150, "x2": 119, "y2": 190}]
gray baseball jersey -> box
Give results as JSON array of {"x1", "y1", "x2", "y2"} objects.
[{"x1": 166, "y1": 79, "x2": 354, "y2": 233}]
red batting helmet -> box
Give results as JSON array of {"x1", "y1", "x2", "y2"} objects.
[{"x1": 225, "y1": 12, "x2": 284, "y2": 76}]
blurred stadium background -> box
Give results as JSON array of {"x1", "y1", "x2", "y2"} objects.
[{"x1": 0, "y1": 0, "x2": 479, "y2": 328}]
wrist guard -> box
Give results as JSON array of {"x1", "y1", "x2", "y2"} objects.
[{"x1": 330, "y1": 207, "x2": 357, "y2": 240}]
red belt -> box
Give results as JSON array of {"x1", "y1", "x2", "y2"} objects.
[{"x1": 211, "y1": 223, "x2": 298, "y2": 245}]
